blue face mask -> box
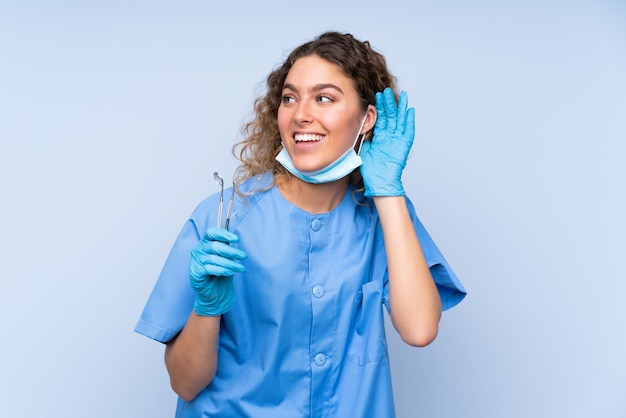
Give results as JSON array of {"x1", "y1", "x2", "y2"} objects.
[{"x1": 275, "y1": 114, "x2": 368, "y2": 184}]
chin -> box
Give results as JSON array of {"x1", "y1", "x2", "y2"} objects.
[{"x1": 293, "y1": 160, "x2": 323, "y2": 173}]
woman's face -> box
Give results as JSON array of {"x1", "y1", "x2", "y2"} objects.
[{"x1": 277, "y1": 55, "x2": 375, "y2": 173}]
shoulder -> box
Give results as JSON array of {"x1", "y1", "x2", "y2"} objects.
[
  {"x1": 221, "y1": 172, "x2": 279, "y2": 231},
  {"x1": 237, "y1": 171, "x2": 275, "y2": 195},
  {"x1": 189, "y1": 172, "x2": 275, "y2": 224}
]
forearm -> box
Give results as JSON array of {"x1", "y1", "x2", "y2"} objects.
[
  {"x1": 164, "y1": 312, "x2": 220, "y2": 401},
  {"x1": 374, "y1": 196, "x2": 442, "y2": 347}
]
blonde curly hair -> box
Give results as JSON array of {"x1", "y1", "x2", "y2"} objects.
[{"x1": 232, "y1": 31, "x2": 397, "y2": 192}]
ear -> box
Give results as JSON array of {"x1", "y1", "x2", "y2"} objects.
[{"x1": 362, "y1": 104, "x2": 377, "y2": 135}]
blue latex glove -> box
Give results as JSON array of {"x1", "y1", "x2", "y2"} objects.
[
  {"x1": 189, "y1": 227, "x2": 247, "y2": 316},
  {"x1": 360, "y1": 88, "x2": 415, "y2": 197}
]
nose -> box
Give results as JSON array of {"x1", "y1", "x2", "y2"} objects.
[{"x1": 293, "y1": 101, "x2": 313, "y2": 125}]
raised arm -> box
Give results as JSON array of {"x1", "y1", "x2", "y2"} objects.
[
  {"x1": 374, "y1": 196, "x2": 441, "y2": 346},
  {"x1": 360, "y1": 88, "x2": 442, "y2": 347}
]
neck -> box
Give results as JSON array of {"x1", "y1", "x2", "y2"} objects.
[{"x1": 276, "y1": 174, "x2": 350, "y2": 214}]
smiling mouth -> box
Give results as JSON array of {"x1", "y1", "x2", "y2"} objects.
[{"x1": 294, "y1": 133, "x2": 325, "y2": 143}]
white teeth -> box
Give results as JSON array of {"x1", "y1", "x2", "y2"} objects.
[{"x1": 294, "y1": 134, "x2": 324, "y2": 142}]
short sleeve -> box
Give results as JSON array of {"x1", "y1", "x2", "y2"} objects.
[
  {"x1": 382, "y1": 198, "x2": 466, "y2": 312},
  {"x1": 408, "y1": 198, "x2": 466, "y2": 311}
]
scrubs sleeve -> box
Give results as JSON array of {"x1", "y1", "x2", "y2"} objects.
[
  {"x1": 134, "y1": 198, "x2": 215, "y2": 343},
  {"x1": 383, "y1": 197, "x2": 466, "y2": 312}
]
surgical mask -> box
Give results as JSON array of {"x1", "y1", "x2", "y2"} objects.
[{"x1": 275, "y1": 114, "x2": 368, "y2": 184}]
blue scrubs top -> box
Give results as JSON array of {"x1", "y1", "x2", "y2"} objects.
[{"x1": 136, "y1": 173, "x2": 466, "y2": 418}]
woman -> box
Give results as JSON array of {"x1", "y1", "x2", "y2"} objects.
[{"x1": 136, "y1": 31, "x2": 466, "y2": 417}]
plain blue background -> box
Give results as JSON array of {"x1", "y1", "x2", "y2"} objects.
[{"x1": 1, "y1": 1, "x2": 624, "y2": 417}]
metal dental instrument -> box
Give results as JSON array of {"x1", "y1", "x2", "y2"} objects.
[
  {"x1": 224, "y1": 181, "x2": 235, "y2": 230},
  {"x1": 213, "y1": 172, "x2": 224, "y2": 227},
  {"x1": 214, "y1": 171, "x2": 236, "y2": 230}
]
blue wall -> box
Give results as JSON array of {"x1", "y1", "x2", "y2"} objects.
[{"x1": 1, "y1": 1, "x2": 624, "y2": 416}]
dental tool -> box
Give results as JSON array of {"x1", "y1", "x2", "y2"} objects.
[
  {"x1": 224, "y1": 181, "x2": 235, "y2": 230},
  {"x1": 213, "y1": 172, "x2": 236, "y2": 230},
  {"x1": 213, "y1": 172, "x2": 224, "y2": 228}
]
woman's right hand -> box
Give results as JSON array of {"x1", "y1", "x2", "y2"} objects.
[{"x1": 189, "y1": 227, "x2": 247, "y2": 316}]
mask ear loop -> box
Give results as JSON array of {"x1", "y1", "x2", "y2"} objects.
[{"x1": 354, "y1": 112, "x2": 369, "y2": 155}]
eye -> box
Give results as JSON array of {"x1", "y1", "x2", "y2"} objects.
[
  {"x1": 281, "y1": 95, "x2": 295, "y2": 104},
  {"x1": 316, "y1": 94, "x2": 333, "y2": 103}
]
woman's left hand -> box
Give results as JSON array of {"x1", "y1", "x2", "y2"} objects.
[{"x1": 360, "y1": 88, "x2": 415, "y2": 197}]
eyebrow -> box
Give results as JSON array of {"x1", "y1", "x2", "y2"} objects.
[{"x1": 282, "y1": 83, "x2": 344, "y2": 94}]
